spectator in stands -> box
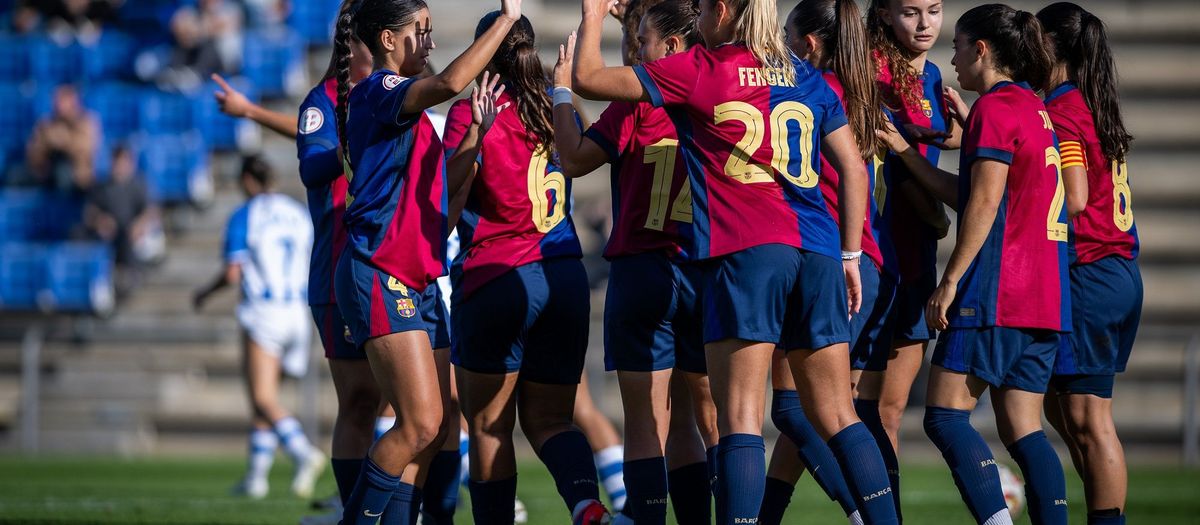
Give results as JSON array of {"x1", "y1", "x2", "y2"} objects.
[
  {"x1": 146, "y1": 0, "x2": 241, "y2": 92},
  {"x1": 83, "y1": 145, "x2": 162, "y2": 295},
  {"x1": 25, "y1": 84, "x2": 100, "y2": 193},
  {"x1": 39, "y1": 0, "x2": 116, "y2": 44},
  {"x1": 242, "y1": 0, "x2": 290, "y2": 29},
  {"x1": 6, "y1": 1, "x2": 42, "y2": 34}
]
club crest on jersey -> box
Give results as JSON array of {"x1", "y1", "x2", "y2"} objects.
[
  {"x1": 921, "y1": 99, "x2": 933, "y2": 118},
  {"x1": 382, "y1": 75, "x2": 404, "y2": 90},
  {"x1": 396, "y1": 298, "x2": 417, "y2": 318},
  {"x1": 299, "y1": 107, "x2": 324, "y2": 135},
  {"x1": 386, "y1": 276, "x2": 410, "y2": 296}
]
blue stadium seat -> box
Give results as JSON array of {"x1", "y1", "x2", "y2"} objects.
[
  {"x1": 0, "y1": 82, "x2": 36, "y2": 162},
  {"x1": 83, "y1": 31, "x2": 137, "y2": 81},
  {"x1": 242, "y1": 29, "x2": 306, "y2": 99},
  {"x1": 136, "y1": 131, "x2": 211, "y2": 205},
  {"x1": 0, "y1": 189, "x2": 41, "y2": 242},
  {"x1": 84, "y1": 82, "x2": 144, "y2": 143},
  {"x1": 288, "y1": 0, "x2": 342, "y2": 45},
  {"x1": 43, "y1": 242, "x2": 115, "y2": 314},
  {"x1": 30, "y1": 37, "x2": 86, "y2": 87},
  {"x1": 140, "y1": 90, "x2": 200, "y2": 135},
  {"x1": 0, "y1": 34, "x2": 31, "y2": 82},
  {"x1": 36, "y1": 191, "x2": 84, "y2": 241},
  {"x1": 196, "y1": 77, "x2": 259, "y2": 151},
  {"x1": 0, "y1": 242, "x2": 45, "y2": 310}
]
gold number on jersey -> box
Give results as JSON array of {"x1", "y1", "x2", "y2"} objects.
[
  {"x1": 1038, "y1": 110, "x2": 1054, "y2": 131},
  {"x1": 643, "y1": 138, "x2": 692, "y2": 231},
  {"x1": 871, "y1": 154, "x2": 887, "y2": 214},
  {"x1": 1111, "y1": 160, "x2": 1134, "y2": 232},
  {"x1": 1045, "y1": 146, "x2": 1069, "y2": 242},
  {"x1": 770, "y1": 102, "x2": 820, "y2": 188},
  {"x1": 528, "y1": 147, "x2": 567, "y2": 233},
  {"x1": 714, "y1": 102, "x2": 774, "y2": 184},
  {"x1": 714, "y1": 101, "x2": 818, "y2": 188}
]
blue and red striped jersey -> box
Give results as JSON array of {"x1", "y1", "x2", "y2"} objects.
[{"x1": 296, "y1": 77, "x2": 348, "y2": 306}]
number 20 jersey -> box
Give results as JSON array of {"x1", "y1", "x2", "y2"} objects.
[{"x1": 634, "y1": 44, "x2": 846, "y2": 261}]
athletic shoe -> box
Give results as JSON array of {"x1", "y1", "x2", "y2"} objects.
[
  {"x1": 514, "y1": 498, "x2": 528, "y2": 524},
  {"x1": 572, "y1": 499, "x2": 612, "y2": 525},
  {"x1": 232, "y1": 476, "x2": 269, "y2": 500},
  {"x1": 292, "y1": 449, "x2": 327, "y2": 498}
]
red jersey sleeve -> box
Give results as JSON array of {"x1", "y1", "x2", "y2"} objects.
[
  {"x1": 442, "y1": 99, "x2": 473, "y2": 153},
  {"x1": 966, "y1": 97, "x2": 1020, "y2": 164},
  {"x1": 633, "y1": 47, "x2": 703, "y2": 107},
  {"x1": 583, "y1": 101, "x2": 640, "y2": 162}
]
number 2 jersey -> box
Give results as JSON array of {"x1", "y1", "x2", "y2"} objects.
[
  {"x1": 1043, "y1": 82, "x2": 1139, "y2": 266},
  {"x1": 953, "y1": 81, "x2": 1070, "y2": 332},
  {"x1": 296, "y1": 77, "x2": 348, "y2": 306},
  {"x1": 634, "y1": 44, "x2": 845, "y2": 261},
  {"x1": 224, "y1": 193, "x2": 313, "y2": 310},
  {"x1": 343, "y1": 70, "x2": 448, "y2": 292},
  {"x1": 443, "y1": 91, "x2": 582, "y2": 300}
]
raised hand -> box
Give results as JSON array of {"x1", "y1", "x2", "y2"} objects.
[
  {"x1": 874, "y1": 119, "x2": 912, "y2": 155},
  {"x1": 609, "y1": 0, "x2": 630, "y2": 21},
  {"x1": 211, "y1": 73, "x2": 252, "y2": 118},
  {"x1": 553, "y1": 32, "x2": 578, "y2": 89},
  {"x1": 471, "y1": 71, "x2": 510, "y2": 133},
  {"x1": 944, "y1": 86, "x2": 969, "y2": 128},
  {"x1": 500, "y1": 0, "x2": 522, "y2": 21},
  {"x1": 584, "y1": 0, "x2": 619, "y2": 22}
]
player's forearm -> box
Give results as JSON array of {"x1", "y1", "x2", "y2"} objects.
[
  {"x1": 837, "y1": 162, "x2": 868, "y2": 253},
  {"x1": 246, "y1": 104, "x2": 298, "y2": 139},
  {"x1": 553, "y1": 103, "x2": 591, "y2": 178},
  {"x1": 572, "y1": 12, "x2": 607, "y2": 99},
  {"x1": 897, "y1": 147, "x2": 959, "y2": 210},
  {"x1": 941, "y1": 178, "x2": 1002, "y2": 284},
  {"x1": 1063, "y1": 165, "x2": 1088, "y2": 218},
  {"x1": 941, "y1": 119, "x2": 963, "y2": 150},
  {"x1": 446, "y1": 128, "x2": 483, "y2": 198}
]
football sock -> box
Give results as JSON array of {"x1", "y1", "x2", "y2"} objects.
[
  {"x1": 667, "y1": 461, "x2": 711, "y2": 524},
  {"x1": 273, "y1": 417, "x2": 315, "y2": 464},
  {"x1": 1006, "y1": 431, "x2": 1068, "y2": 525},
  {"x1": 622, "y1": 456, "x2": 668, "y2": 524},
  {"x1": 341, "y1": 457, "x2": 400, "y2": 525},
  {"x1": 468, "y1": 476, "x2": 517, "y2": 525},
  {"x1": 381, "y1": 482, "x2": 418, "y2": 525},
  {"x1": 828, "y1": 423, "x2": 898, "y2": 524},
  {"x1": 855, "y1": 398, "x2": 901, "y2": 521},
  {"x1": 758, "y1": 476, "x2": 795, "y2": 525},
  {"x1": 459, "y1": 430, "x2": 470, "y2": 487},
  {"x1": 247, "y1": 428, "x2": 277, "y2": 482},
  {"x1": 537, "y1": 430, "x2": 602, "y2": 511},
  {"x1": 375, "y1": 416, "x2": 396, "y2": 442},
  {"x1": 1087, "y1": 509, "x2": 1124, "y2": 525},
  {"x1": 924, "y1": 406, "x2": 1011, "y2": 525},
  {"x1": 331, "y1": 457, "x2": 364, "y2": 506},
  {"x1": 772, "y1": 389, "x2": 859, "y2": 516},
  {"x1": 595, "y1": 445, "x2": 627, "y2": 511},
  {"x1": 706, "y1": 445, "x2": 720, "y2": 497},
  {"x1": 715, "y1": 433, "x2": 765, "y2": 525},
  {"x1": 420, "y1": 450, "x2": 461, "y2": 525}
]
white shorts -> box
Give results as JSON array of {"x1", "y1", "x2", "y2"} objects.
[{"x1": 237, "y1": 303, "x2": 312, "y2": 377}]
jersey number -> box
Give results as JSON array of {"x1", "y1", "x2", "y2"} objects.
[
  {"x1": 871, "y1": 154, "x2": 887, "y2": 214},
  {"x1": 1112, "y1": 160, "x2": 1134, "y2": 232},
  {"x1": 1045, "y1": 147, "x2": 1068, "y2": 242},
  {"x1": 643, "y1": 138, "x2": 693, "y2": 231},
  {"x1": 528, "y1": 147, "x2": 567, "y2": 233},
  {"x1": 713, "y1": 101, "x2": 818, "y2": 188}
]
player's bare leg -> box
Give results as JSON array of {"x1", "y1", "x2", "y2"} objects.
[
  {"x1": 877, "y1": 340, "x2": 929, "y2": 453},
  {"x1": 705, "y1": 338, "x2": 774, "y2": 522},
  {"x1": 458, "y1": 369, "x2": 520, "y2": 481},
  {"x1": 1054, "y1": 393, "x2": 1127, "y2": 516},
  {"x1": 364, "y1": 331, "x2": 444, "y2": 477}
]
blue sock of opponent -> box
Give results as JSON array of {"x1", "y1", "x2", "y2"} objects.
[
  {"x1": 706, "y1": 446, "x2": 720, "y2": 498},
  {"x1": 855, "y1": 398, "x2": 901, "y2": 520},
  {"x1": 536, "y1": 430, "x2": 602, "y2": 511},
  {"x1": 923, "y1": 407, "x2": 1012, "y2": 525},
  {"x1": 828, "y1": 423, "x2": 898, "y2": 524},
  {"x1": 468, "y1": 477, "x2": 517, "y2": 525},
  {"x1": 668, "y1": 461, "x2": 711, "y2": 524},
  {"x1": 771, "y1": 389, "x2": 859, "y2": 516},
  {"x1": 341, "y1": 457, "x2": 400, "y2": 525},
  {"x1": 623, "y1": 456, "x2": 669, "y2": 524},
  {"x1": 758, "y1": 476, "x2": 795, "y2": 525},
  {"x1": 715, "y1": 434, "x2": 765, "y2": 525},
  {"x1": 381, "y1": 482, "x2": 418, "y2": 525},
  {"x1": 1006, "y1": 431, "x2": 1068, "y2": 525},
  {"x1": 331, "y1": 457, "x2": 364, "y2": 506},
  {"x1": 420, "y1": 450, "x2": 461, "y2": 524}
]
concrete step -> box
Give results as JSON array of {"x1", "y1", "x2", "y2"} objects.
[{"x1": 1128, "y1": 152, "x2": 1200, "y2": 207}]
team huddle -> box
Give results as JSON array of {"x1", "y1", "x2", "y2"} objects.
[{"x1": 204, "y1": 0, "x2": 1142, "y2": 523}]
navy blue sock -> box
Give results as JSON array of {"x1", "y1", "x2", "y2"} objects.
[
  {"x1": 771, "y1": 389, "x2": 858, "y2": 516},
  {"x1": 705, "y1": 446, "x2": 720, "y2": 497},
  {"x1": 332, "y1": 457, "x2": 364, "y2": 506},
  {"x1": 1087, "y1": 509, "x2": 1124, "y2": 525},
  {"x1": 828, "y1": 423, "x2": 898, "y2": 524},
  {"x1": 381, "y1": 482, "x2": 418, "y2": 525},
  {"x1": 715, "y1": 433, "x2": 765, "y2": 525},
  {"x1": 341, "y1": 457, "x2": 400, "y2": 525},
  {"x1": 623, "y1": 457, "x2": 669, "y2": 524},
  {"x1": 923, "y1": 406, "x2": 1009, "y2": 524},
  {"x1": 668, "y1": 461, "x2": 711, "y2": 525},
  {"x1": 1006, "y1": 431, "x2": 1068, "y2": 525},
  {"x1": 420, "y1": 450, "x2": 461, "y2": 525},
  {"x1": 856, "y1": 399, "x2": 901, "y2": 521},
  {"x1": 758, "y1": 476, "x2": 795, "y2": 525},
  {"x1": 468, "y1": 476, "x2": 517, "y2": 525},
  {"x1": 536, "y1": 430, "x2": 601, "y2": 511}
]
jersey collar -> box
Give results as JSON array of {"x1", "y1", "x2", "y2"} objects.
[
  {"x1": 1043, "y1": 81, "x2": 1077, "y2": 104},
  {"x1": 987, "y1": 80, "x2": 1032, "y2": 94}
]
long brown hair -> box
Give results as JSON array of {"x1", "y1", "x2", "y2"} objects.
[
  {"x1": 957, "y1": 4, "x2": 1053, "y2": 89},
  {"x1": 867, "y1": 0, "x2": 922, "y2": 112},
  {"x1": 790, "y1": 0, "x2": 884, "y2": 158},
  {"x1": 475, "y1": 11, "x2": 554, "y2": 154}
]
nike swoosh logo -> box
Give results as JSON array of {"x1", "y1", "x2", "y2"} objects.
[{"x1": 364, "y1": 509, "x2": 383, "y2": 517}]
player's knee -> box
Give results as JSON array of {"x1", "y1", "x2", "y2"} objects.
[
  {"x1": 877, "y1": 400, "x2": 906, "y2": 435},
  {"x1": 407, "y1": 410, "x2": 445, "y2": 451}
]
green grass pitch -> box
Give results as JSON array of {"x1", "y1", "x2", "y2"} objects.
[{"x1": 0, "y1": 456, "x2": 1196, "y2": 524}]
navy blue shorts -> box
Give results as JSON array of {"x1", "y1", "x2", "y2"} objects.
[
  {"x1": 702, "y1": 244, "x2": 850, "y2": 351},
  {"x1": 891, "y1": 272, "x2": 937, "y2": 342},
  {"x1": 604, "y1": 252, "x2": 705, "y2": 373},
  {"x1": 1053, "y1": 257, "x2": 1141, "y2": 391},
  {"x1": 932, "y1": 326, "x2": 1060, "y2": 393},
  {"x1": 312, "y1": 303, "x2": 362, "y2": 359},
  {"x1": 849, "y1": 259, "x2": 897, "y2": 371},
  {"x1": 334, "y1": 254, "x2": 449, "y2": 349},
  {"x1": 451, "y1": 258, "x2": 590, "y2": 385}
]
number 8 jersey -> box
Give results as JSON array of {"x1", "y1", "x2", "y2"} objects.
[
  {"x1": 443, "y1": 92, "x2": 583, "y2": 299},
  {"x1": 634, "y1": 44, "x2": 845, "y2": 261}
]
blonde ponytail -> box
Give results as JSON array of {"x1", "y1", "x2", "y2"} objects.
[{"x1": 729, "y1": 0, "x2": 795, "y2": 84}]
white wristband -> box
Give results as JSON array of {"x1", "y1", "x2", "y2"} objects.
[
  {"x1": 841, "y1": 250, "x2": 863, "y2": 261},
  {"x1": 552, "y1": 86, "x2": 574, "y2": 107}
]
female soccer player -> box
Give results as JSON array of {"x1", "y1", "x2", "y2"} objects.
[
  {"x1": 549, "y1": 2, "x2": 716, "y2": 522},
  {"x1": 330, "y1": 0, "x2": 521, "y2": 522},
  {"x1": 876, "y1": 5, "x2": 1070, "y2": 524},
  {"x1": 865, "y1": 0, "x2": 956, "y2": 510},
  {"x1": 1038, "y1": 4, "x2": 1141, "y2": 524},
  {"x1": 572, "y1": 0, "x2": 898, "y2": 522},
  {"x1": 442, "y1": 12, "x2": 609, "y2": 525},
  {"x1": 760, "y1": 1, "x2": 890, "y2": 523}
]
